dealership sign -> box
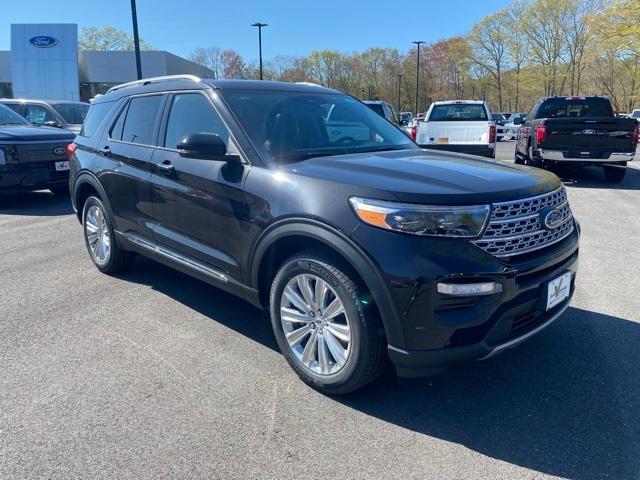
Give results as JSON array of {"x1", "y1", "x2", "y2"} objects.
[{"x1": 29, "y1": 36, "x2": 58, "y2": 48}]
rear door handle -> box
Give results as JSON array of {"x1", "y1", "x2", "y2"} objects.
[
  {"x1": 101, "y1": 145, "x2": 111, "y2": 157},
  {"x1": 156, "y1": 160, "x2": 175, "y2": 174}
]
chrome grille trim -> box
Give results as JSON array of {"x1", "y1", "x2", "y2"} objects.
[{"x1": 472, "y1": 187, "x2": 575, "y2": 258}]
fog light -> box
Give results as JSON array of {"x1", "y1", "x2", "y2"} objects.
[{"x1": 437, "y1": 282, "x2": 502, "y2": 296}]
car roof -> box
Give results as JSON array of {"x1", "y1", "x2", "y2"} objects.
[
  {"x1": 433, "y1": 100, "x2": 485, "y2": 105},
  {"x1": 0, "y1": 98, "x2": 89, "y2": 105},
  {"x1": 93, "y1": 76, "x2": 341, "y2": 104},
  {"x1": 363, "y1": 100, "x2": 387, "y2": 105}
]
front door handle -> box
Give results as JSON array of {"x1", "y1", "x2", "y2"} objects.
[
  {"x1": 101, "y1": 145, "x2": 111, "y2": 157},
  {"x1": 156, "y1": 160, "x2": 175, "y2": 174}
]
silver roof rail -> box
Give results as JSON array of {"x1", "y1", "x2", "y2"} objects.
[{"x1": 106, "y1": 75, "x2": 202, "y2": 94}]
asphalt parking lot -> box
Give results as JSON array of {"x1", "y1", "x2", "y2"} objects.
[{"x1": 1, "y1": 141, "x2": 639, "y2": 479}]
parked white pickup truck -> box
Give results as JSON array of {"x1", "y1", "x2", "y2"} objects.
[{"x1": 416, "y1": 100, "x2": 496, "y2": 158}]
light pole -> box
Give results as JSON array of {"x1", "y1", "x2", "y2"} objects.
[
  {"x1": 130, "y1": 0, "x2": 142, "y2": 80},
  {"x1": 412, "y1": 41, "x2": 425, "y2": 115},
  {"x1": 397, "y1": 74, "x2": 403, "y2": 111},
  {"x1": 251, "y1": 22, "x2": 268, "y2": 80}
]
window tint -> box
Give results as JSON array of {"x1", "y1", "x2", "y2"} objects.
[
  {"x1": 536, "y1": 98, "x2": 614, "y2": 119},
  {"x1": 365, "y1": 103, "x2": 384, "y2": 117},
  {"x1": 24, "y1": 104, "x2": 56, "y2": 125},
  {"x1": 164, "y1": 93, "x2": 229, "y2": 149},
  {"x1": 2, "y1": 103, "x2": 25, "y2": 117},
  {"x1": 428, "y1": 104, "x2": 488, "y2": 121},
  {"x1": 52, "y1": 103, "x2": 89, "y2": 124},
  {"x1": 110, "y1": 104, "x2": 127, "y2": 140},
  {"x1": 79, "y1": 101, "x2": 116, "y2": 137},
  {"x1": 0, "y1": 103, "x2": 28, "y2": 125},
  {"x1": 121, "y1": 95, "x2": 163, "y2": 145}
]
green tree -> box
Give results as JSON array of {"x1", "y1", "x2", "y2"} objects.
[{"x1": 79, "y1": 26, "x2": 153, "y2": 51}]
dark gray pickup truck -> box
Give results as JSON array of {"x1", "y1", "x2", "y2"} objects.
[
  {"x1": 515, "y1": 96, "x2": 638, "y2": 182},
  {"x1": 0, "y1": 103, "x2": 75, "y2": 194}
]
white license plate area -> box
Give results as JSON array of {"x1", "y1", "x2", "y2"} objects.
[
  {"x1": 546, "y1": 271, "x2": 572, "y2": 310},
  {"x1": 55, "y1": 161, "x2": 69, "y2": 171}
]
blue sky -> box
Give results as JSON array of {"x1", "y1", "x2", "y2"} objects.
[{"x1": 1, "y1": 0, "x2": 511, "y2": 61}]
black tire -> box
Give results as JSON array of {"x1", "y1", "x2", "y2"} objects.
[
  {"x1": 514, "y1": 146, "x2": 525, "y2": 164},
  {"x1": 82, "y1": 195, "x2": 135, "y2": 273},
  {"x1": 49, "y1": 185, "x2": 70, "y2": 196},
  {"x1": 269, "y1": 252, "x2": 387, "y2": 394},
  {"x1": 603, "y1": 163, "x2": 626, "y2": 183}
]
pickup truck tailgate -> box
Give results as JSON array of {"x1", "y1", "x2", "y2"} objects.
[
  {"x1": 542, "y1": 118, "x2": 636, "y2": 150},
  {"x1": 419, "y1": 121, "x2": 490, "y2": 145}
]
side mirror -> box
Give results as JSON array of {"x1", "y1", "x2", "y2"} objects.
[{"x1": 177, "y1": 133, "x2": 239, "y2": 162}]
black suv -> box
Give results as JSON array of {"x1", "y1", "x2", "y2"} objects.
[{"x1": 70, "y1": 76, "x2": 580, "y2": 394}]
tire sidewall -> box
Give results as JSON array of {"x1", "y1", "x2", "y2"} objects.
[{"x1": 270, "y1": 256, "x2": 367, "y2": 391}]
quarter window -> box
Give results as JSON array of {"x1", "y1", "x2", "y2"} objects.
[
  {"x1": 119, "y1": 95, "x2": 163, "y2": 145},
  {"x1": 164, "y1": 93, "x2": 229, "y2": 149}
]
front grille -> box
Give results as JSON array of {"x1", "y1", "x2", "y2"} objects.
[
  {"x1": 473, "y1": 187, "x2": 575, "y2": 258},
  {"x1": 14, "y1": 142, "x2": 69, "y2": 164}
]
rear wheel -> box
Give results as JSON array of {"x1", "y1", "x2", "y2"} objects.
[
  {"x1": 82, "y1": 195, "x2": 135, "y2": 273},
  {"x1": 603, "y1": 163, "x2": 627, "y2": 182},
  {"x1": 269, "y1": 252, "x2": 387, "y2": 394}
]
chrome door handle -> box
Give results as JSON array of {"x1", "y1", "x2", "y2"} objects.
[
  {"x1": 156, "y1": 160, "x2": 175, "y2": 173},
  {"x1": 101, "y1": 145, "x2": 111, "y2": 157}
]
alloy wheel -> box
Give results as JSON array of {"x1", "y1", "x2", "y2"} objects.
[
  {"x1": 85, "y1": 205, "x2": 111, "y2": 265},
  {"x1": 280, "y1": 273, "x2": 352, "y2": 376}
]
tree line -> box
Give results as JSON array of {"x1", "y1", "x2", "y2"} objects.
[{"x1": 189, "y1": 0, "x2": 639, "y2": 114}]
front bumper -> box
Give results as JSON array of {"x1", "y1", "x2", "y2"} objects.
[
  {"x1": 537, "y1": 149, "x2": 635, "y2": 163},
  {"x1": 350, "y1": 220, "x2": 580, "y2": 378},
  {"x1": 420, "y1": 143, "x2": 495, "y2": 158}
]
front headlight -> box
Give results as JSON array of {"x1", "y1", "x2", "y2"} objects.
[{"x1": 349, "y1": 197, "x2": 490, "y2": 238}]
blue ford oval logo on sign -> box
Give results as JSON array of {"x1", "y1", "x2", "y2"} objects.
[{"x1": 29, "y1": 36, "x2": 58, "y2": 48}]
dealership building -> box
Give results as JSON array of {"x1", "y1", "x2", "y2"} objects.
[{"x1": 0, "y1": 24, "x2": 214, "y2": 102}]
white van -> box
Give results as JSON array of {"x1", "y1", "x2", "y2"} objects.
[{"x1": 416, "y1": 100, "x2": 496, "y2": 158}]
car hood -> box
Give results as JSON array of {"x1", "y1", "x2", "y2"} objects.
[
  {"x1": 0, "y1": 125, "x2": 76, "y2": 142},
  {"x1": 285, "y1": 148, "x2": 561, "y2": 204}
]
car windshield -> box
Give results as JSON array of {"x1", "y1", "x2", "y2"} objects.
[
  {"x1": 0, "y1": 104, "x2": 28, "y2": 125},
  {"x1": 222, "y1": 90, "x2": 416, "y2": 164},
  {"x1": 536, "y1": 98, "x2": 613, "y2": 118},
  {"x1": 52, "y1": 103, "x2": 89, "y2": 124},
  {"x1": 429, "y1": 104, "x2": 488, "y2": 121}
]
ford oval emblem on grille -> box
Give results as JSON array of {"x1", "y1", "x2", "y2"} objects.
[
  {"x1": 53, "y1": 147, "x2": 66, "y2": 155},
  {"x1": 544, "y1": 208, "x2": 564, "y2": 230},
  {"x1": 29, "y1": 36, "x2": 58, "y2": 48},
  {"x1": 582, "y1": 129, "x2": 596, "y2": 135}
]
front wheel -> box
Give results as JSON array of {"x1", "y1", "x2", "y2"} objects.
[
  {"x1": 269, "y1": 253, "x2": 387, "y2": 394},
  {"x1": 603, "y1": 163, "x2": 627, "y2": 182}
]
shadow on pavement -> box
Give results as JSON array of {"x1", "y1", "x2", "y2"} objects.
[
  {"x1": 0, "y1": 191, "x2": 74, "y2": 216},
  {"x1": 553, "y1": 163, "x2": 640, "y2": 190},
  {"x1": 114, "y1": 256, "x2": 639, "y2": 479}
]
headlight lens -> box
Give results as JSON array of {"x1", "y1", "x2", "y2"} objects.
[{"x1": 349, "y1": 197, "x2": 490, "y2": 238}]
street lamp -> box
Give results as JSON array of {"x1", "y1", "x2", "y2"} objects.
[
  {"x1": 130, "y1": 0, "x2": 142, "y2": 80},
  {"x1": 251, "y1": 22, "x2": 268, "y2": 80},
  {"x1": 412, "y1": 41, "x2": 425, "y2": 115},
  {"x1": 397, "y1": 74, "x2": 403, "y2": 111}
]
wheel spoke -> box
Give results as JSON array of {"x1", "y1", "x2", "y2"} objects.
[
  {"x1": 314, "y1": 278, "x2": 328, "y2": 310},
  {"x1": 85, "y1": 220, "x2": 99, "y2": 234},
  {"x1": 324, "y1": 329, "x2": 347, "y2": 365},
  {"x1": 286, "y1": 324, "x2": 312, "y2": 347},
  {"x1": 317, "y1": 333, "x2": 330, "y2": 374},
  {"x1": 296, "y1": 275, "x2": 315, "y2": 306},
  {"x1": 301, "y1": 330, "x2": 318, "y2": 366},
  {"x1": 326, "y1": 321, "x2": 350, "y2": 343},
  {"x1": 281, "y1": 307, "x2": 313, "y2": 325},
  {"x1": 323, "y1": 298, "x2": 345, "y2": 320},
  {"x1": 283, "y1": 285, "x2": 309, "y2": 313}
]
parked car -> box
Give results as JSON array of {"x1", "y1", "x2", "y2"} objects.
[
  {"x1": 399, "y1": 111, "x2": 413, "y2": 126},
  {"x1": 363, "y1": 100, "x2": 401, "y2": 125},
  {"x1": 416, "y1": 100, "x2": 496, "y2": 158},
  {"x1": 404, "y1": 117, "x2": 424, "y2": 140},
  {"x1": 515, "y1": 96, "x2": 638, "y2": 182},
  {"x1": 503, "y1": 113, "x2": 527, "y2": 140},
  {"x1": 0, "y1": 99, "x2": 89, "y2": 134},
  {"x1": 629, "y1": 109, "x2": 640, "y2": 122},
  {"x1": 69, "y1": 76, "x2": 579, "y2": 394},
  {"x1": 491, "y1": 112, "x2": 507, "y2": 141},
  {"x1": 0, "y1": 103, "x2": 75, "y2": 194}
]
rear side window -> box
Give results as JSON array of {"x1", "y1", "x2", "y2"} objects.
[
  {"x1": 79, "y1": 101, "x2": 116, "y2": 138},
  {"x1": 119, "y1": 95, "x2": 163, "y2": 145},
  {"x1": 429, "y1": 104, "x2": 488, "y2": 121},
  {"x1": 164, "y1": 93, "x2": 229, "y2": 149},
  {"x1": 536, "y1": 98, "x2": 613, "y2": 119}
]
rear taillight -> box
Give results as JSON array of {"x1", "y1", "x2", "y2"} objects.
[
  {"x1": 489, "y1": 125, "x2": 496, "y2": 143},
  {"x1": 632, "y1": 124, "x2": 639, "y2": 146},
  {"x1": 66, "y1": 143, "x2": 77, "y2": 160},
  {"x1": 410, "y1": 125, "x2": 417, "y2": 141},
  {"x1": 536, "y1": 124, "x2": 547, "y2": 144}
]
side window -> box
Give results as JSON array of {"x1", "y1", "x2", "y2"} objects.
[
  {"x1": 24, "y1": 104, "x2": 56, "y2": 125},
  {"x1": 120, "y1": 95, "x2": 163, "y2": 145},
  {"x1": 80, "y1": 101, "x2": 116, "y2": 138},
  {"x1": 3, "y1": 104, "x2": 25, "y2": 117},
  {"x1": 110, "y1": 103, "x2": 128, "y2": 140},
  {"x1": 164, "y1": 93, "x2": 229, "y2": 149}
]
